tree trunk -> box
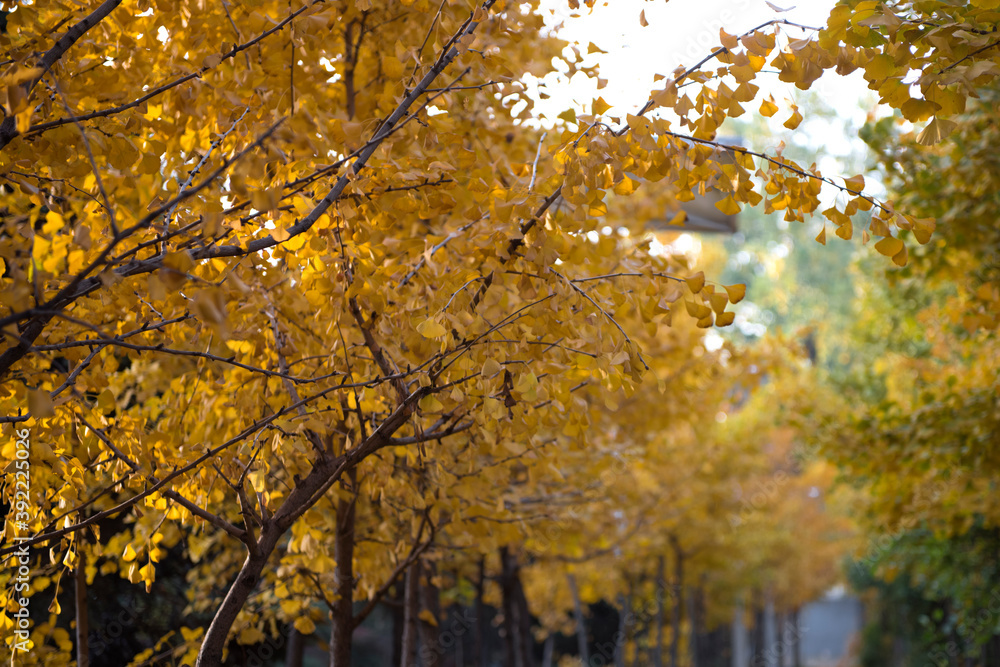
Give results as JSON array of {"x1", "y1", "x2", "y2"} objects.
[
  {"x1": 392, "y1": 581, "x2": 405, "y2": 667},
  {"x1": 750, "y1": 591, "x2": 763, "y2": 667},
  {"x1": 500, "y1": 548, "x2": 529, "y2": 667},
  {"x1": 762, "y1": 592, "x2": 776, "y2": 667},
  {"x1": 542, "y1": 635, "x2": 554, "y2": 667},
  {"x1": 76, "y1": 554, "x2": 89, "y2": 667},
  {"x1": 419, "y1": 559, "x2": 442, "y2": 667},
  {"x1": 568, "y1": 573, "x2": 589, "y2": 666},
  {"x1": 669, "y1": 537, "x2": 683, "y2": 667},
  {"x1": 196, "y1": 450, "x2": 349, "y2": 665},
  {"x1": 516, "y1": 574, "x2": 533, "y2": 667},
  {"x1": 775, "y1": 611, "x2": 784, "y2": 667},
  {"x1": 686, "y1": 586, "x2": 698, "y2": 667},
  {"x1": 330, "y1": 470, "x2": 358, "y2": 667},
  {"x1": 475, "y1": 556, "x2": 487, "y2": 667},
  {"x1": 286, "y1": 626, "x2": 304, "y2": 667},
  {"x1": 654, "y1": 555, "x2": 665, "y2": 667},
  {"x1": 401, "y1": 560, "x2": 421, "y2": 667},
  {"x1": 732, "y1": 595, "x2": 748, "y2": 667},
  {"x1": 791, "y1": 607, "x2": 802, "y2": 667},
  {"x1": 615, "y1": 592, "x2": 629, "y2": 667},
  {"x1": 196, "y1": 539, "x2": 277, "y2": 666}
]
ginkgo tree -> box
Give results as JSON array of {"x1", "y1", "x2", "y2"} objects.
[{"x1": 1, "y1": 0, "x2": 998, "y2": 665}]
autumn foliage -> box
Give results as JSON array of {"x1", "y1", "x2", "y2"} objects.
[{"x1": 1, "y1": 0, "x2": 999, "y2": 665}]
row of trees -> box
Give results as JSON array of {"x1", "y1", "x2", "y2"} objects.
[
  {"x1": 808, "y1": 83, "x2": 1000, "y2": 666},
  {"x1": 2, "y1": 0, "x2": 999, "y2": 665}
]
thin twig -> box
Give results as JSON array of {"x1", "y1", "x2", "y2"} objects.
[
  {"x1": 528, "y1": 131, "x2": 547, "y2": 192},
  {"x1": 551, "y1": 269, "x2": 649, "y2": 370},
  {"x1": 51, "y1": 79, "x2": 118, "y2": 236}
]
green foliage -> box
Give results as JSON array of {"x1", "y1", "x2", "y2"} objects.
[{"x1": 849, "y1": 523, "x2": 1000, "y2": 665}]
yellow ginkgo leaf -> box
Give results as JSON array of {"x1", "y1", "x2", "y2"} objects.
[
  {"x1": 874, "y1": 236, "x2": 904, "y2": 257},
  {"x1": 382, "y1": 55, "x2": 404, "y2": 79},
  {"x1": 724, "y1": 283, "x2": 746, "y2": 304},
  {"x1": 719, "y1": 28, "x2": 739, "y2": 50},
  {"x1": 915, "y1": 117, "x2": 957, "y2": 146},
  {"x1": 1, "y1": 67, "x2": 43, "y2": 86},
  {"x1": 592, "y1": 96, "x2": 612, "y2": 115},
  {"x1": 784, "y1": 109, "x2": 803, "y2": 130},
  {"x1": 238, "y1": 627, "x2": 265, "y2": 645},
  {"x1": 416, "y1": 318, "x2": 448, "y2": 338},
  {"x1": 481, "y1": 358, "x2": 502, "y2": 378},
  {"x1": 892, "y1": 244, "x2": 908, "y2": 267},
  {"x1": 685, "y1": 300, "x2": 712, "y2": 319},
  {"x1": 844, "y1": 174, "x2": 865, "y2": 192},
  {"x1": 294, "y1": 617, "x2": 317, "y2": 634},
  {"x1": 685, "y1": 271, "x2": 705, "y2": 294},
  {"x1": 759, "y1": 96, "x2": 779, "y2": 117},
  {"x1": 28, "y1": 389, "x2": 54, "y2": 419},
  {"x1": 715, "y1": 195, "x2": 741, "y2": 216}
]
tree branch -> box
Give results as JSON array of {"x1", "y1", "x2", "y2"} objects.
[{"x1": 0, "y1": 0, "x2": 125, "y2": 149}]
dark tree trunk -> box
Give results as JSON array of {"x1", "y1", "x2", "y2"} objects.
[
  {"x1": 500, "y1": 548, "x2": 531, "y2": 667},
  {"x1": 196, "y1": 448, "x2": 357, "y2": 665},
  {"x1": 616, "y1": 591, "x2": 629, "y2": 667},
  {"x1": 392, "y1": 581, "x2": 405, "y2": 667},
  {"x1": 542, "y1": 635, "x2": 554, "y2": 667},
  {"x1": 196, "y1": 521, "x2": 286, "y2": 667},
  {"x1": 669, "y1": 537, "x2": 683, "y2": 667},
  {"x1": 286, "y1": 626, "x2": 304, "y2": 667},
  {"x1": 401, "y1": 560, "x2": 421, "y2": 667},
  {"x1": 791, "y1": 607, "x2": 802, "y2": 667},
  {"x1": 750, "y1": 591, "x2": 763, "y2": 666},
  {"x1": 654, "y1": 555, "x2": 665, "y2": 667},
  {"x1": 568, "y1": 573, "x2": 589, "y2": 665},
  {"x1": 419, "y1": 560, "x2": 442, "y2": 667},
  {"x1": 685, "y1": 585, "x2": 698, "y2": 667},
  {"x1": 330, "y1": 470, "x2": 358, "y2": 667},
  {"x1": 475, "y1": 556, "x2": 487, "y2": 667},
  {"x1": 775, "y1": 610, "x2": 784, "y2": 667},
  {"x1": 516, "y1": 574, "x2": 533, "y2": 667}
]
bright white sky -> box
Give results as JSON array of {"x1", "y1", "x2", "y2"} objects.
[
  {"x1": 533, "y1": 0, "x2": 879, "y2": 170},
  {"x1": 532, "y1": 0, "x2": 887, "y2": 345},
  {"x1": 529, "y1": 0, "x2": 888, "y2": 215},
  {"x1": 537, "y1": 0, "x2": 849, "y2": 113}
]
